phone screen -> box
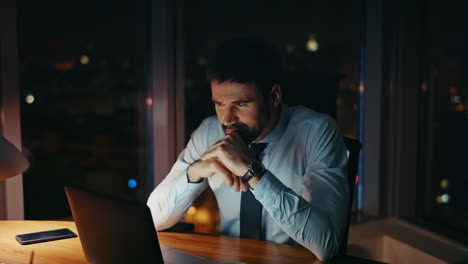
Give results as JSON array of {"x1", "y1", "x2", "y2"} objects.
[{"x1": 16, "y1": 228, "x2": 77, "y2": 245}]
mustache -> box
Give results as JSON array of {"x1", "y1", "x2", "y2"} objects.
[{"x1": 222, "y1": 123, "x2": 247, "y2": 131}]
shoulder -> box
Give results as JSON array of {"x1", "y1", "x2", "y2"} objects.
[
  {"x1": 286, "y1": 106, "x2": 345, "y2": 164},
  {"x1": 287, "y1": 105, "x2": 337, "y2": 131},
  {"x1": 198, "y1": 115, "x2": 221, "y2": 130},
  {"x1": 190, "y1": 115, "x2": 223, "y2": 147}
]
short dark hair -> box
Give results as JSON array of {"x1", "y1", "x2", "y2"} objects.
[{"x1": 206, "y1": 38, "x2": 282, "y2": 95}]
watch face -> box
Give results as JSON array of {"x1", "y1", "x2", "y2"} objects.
[{"x1": 250, "y1": 160, "x2": 265, "y2": 175}]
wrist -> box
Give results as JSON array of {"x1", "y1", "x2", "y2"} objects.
[
  {"x1": 187, "y1": 163, "x2": 203, "y2": 183},
  {"x1": 241, "y1": 159, "x2": 266, "y2": 185},
  {"x1": 247, "y1": 174, "x2": 264, "y2": 189}
]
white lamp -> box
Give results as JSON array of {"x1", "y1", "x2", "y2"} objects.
[{"x1": 0, "y1": 136, "x2": 29, "y2": 180}]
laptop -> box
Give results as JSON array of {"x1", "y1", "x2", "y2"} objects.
[{"x1": 65, "y1": 186, "x2": 221, "y2": 264}]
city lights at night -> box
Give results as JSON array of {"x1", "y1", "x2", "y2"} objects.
[
  {"x1": 306, "y1": 34, "x2": 319, "y2": 52},
  {"x1": 80, "y1": 55, "x2": 90, "y2": 65},
  {"x1": 25, "y1": 94, "x2": 35, "y2": 104}
]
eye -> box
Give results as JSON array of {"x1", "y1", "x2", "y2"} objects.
[{"x1": 237, "y1": 102, "x2": 247, "y2": 107}]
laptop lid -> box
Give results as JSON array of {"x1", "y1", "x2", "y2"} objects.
[{"x1": 65, "y1": 186, "x2": 164, "y2": 264}]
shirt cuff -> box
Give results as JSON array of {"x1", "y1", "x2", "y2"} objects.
[
  {"x1": 185, "y1": 169, "x2": 205, "y2": 184},
  {"x1": 251, "y1": 170, "x2": 286, "y2": 207},
  {"x1": 179, "y1": 168, "x2": 205, "y2": 191}
]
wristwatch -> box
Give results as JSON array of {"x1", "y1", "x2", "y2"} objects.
[{"x1": 241, "y1": 159, "x2": 266, "y2": 184}]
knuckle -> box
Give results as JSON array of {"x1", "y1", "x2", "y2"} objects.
[
  {"x1": 209, "y1": 160, "x2": 217, "y2": 169},
  {"x1": 226, "y1": 178, "x2": 233, "y2": 186},
  {"x1": 219, "y1": 144, "x2": 227, "y2": 151}
]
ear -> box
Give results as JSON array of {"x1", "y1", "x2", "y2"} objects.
[{"x1": 270, "y1": 84, "x2": 282, "y2": 108}]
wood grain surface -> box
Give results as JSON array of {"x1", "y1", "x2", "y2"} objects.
[{"x1": 0, "y1": 221, "x2": 384, "y2": 264}]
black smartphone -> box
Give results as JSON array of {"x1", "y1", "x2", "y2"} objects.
[{"x1": 16, "y1": 228, "x2": 77, "y2": 245}]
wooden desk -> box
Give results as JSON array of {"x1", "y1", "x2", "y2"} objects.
[{"x1": 0, "y1": 221, "x2": 384, "y2": 264}]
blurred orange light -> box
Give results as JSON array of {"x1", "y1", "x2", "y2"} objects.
[
  {"x1": 194, "y1": 208, "x2": 210, "y2": 224},
  {"x1": 145, "y1": 97, "x2": 153, "y2": 106},
  {"x1": 187, "y1": 206, "x2": 197, "y2": 216},
  {"x1": 359, "y1": 82, "x2": 365, "y2": 93},
  {"x1": 421, "y1": 82, "x2": 428, "y2": 93},
  {"x1": 455, "y1": 104, "x2": 465, "y2": 112},
  {"x1": 55, "y1": 61, "x2": 74, "y2": 71},
  {"x1": 448, "y1": 86, "x2": 457, "y2": 95}
]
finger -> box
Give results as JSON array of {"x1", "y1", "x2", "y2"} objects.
[
  {"x1": 241, "y1": 182, "x2": 249, "y2": 192},
  {"x1": 201, "y1": 143, "x2": 226, "y2": 161},
  {"x1": 209, "y1": 159, "x2": 234, "y2": 187},
  {"x1": 204, "y1": 135, "x2": 230, "y2": 154},
  {"x1": 201, "y1": 147, "x2": 217, "y2": 161},
  {"x1": 232, "y1": 174, "x2": 240, "y2": 192},
  {"x1": 203, "y1": 140, "x2": 223, "y2": 155}
]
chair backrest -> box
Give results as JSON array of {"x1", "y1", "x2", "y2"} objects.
[{"x1": 341, "y1": 136, "x2": 362, "y2": 255}]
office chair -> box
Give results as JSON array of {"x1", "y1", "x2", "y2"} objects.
[{"x1": 341, "y1": 136, "x2": 362, "y2": 255}]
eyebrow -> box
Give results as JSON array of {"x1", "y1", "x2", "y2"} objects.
[
  {"x1": 211, "y1": 98, "x2": 254, "y2": 104},
  {"x1": 232, "y1": 99, "x2": 253, "y2": 104}
]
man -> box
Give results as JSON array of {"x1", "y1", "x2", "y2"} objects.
[{"x1": 147, "y1": 38, "x2": 348, "y2": 261}]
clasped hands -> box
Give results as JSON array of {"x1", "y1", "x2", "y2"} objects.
[{"x1": 187, "y1": 132, "x2": 253, "y2": 192}]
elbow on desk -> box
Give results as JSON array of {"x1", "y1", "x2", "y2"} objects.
[
  {"x1": 146, "y1": 193, "x2": 178, "y2": 231},
  {"x1": 300, "y1": 219, "x2": 342, "y2": 261},
  {"x1": 147, "y1": 205, "x2": 178, "y2": 231},
  {"x1": 303, "y1": 232, "x2": 340, "y2": 261},
  {"x1": 304, "y1": 235, "x2": 340, "y2": 261},
  {"x1": 314, "y1": 243, "x2": 340, "y2": 262}
]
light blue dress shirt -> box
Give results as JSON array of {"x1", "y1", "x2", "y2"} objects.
[{"x1": 147, "y1": 105, "x2": 349, "y2": 261}]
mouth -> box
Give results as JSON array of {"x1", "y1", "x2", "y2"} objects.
[{"x1": 225, "y1": 128, "x2": 238, "y2": 135}]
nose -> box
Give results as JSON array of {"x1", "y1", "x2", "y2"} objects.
[{"x1": 221, "y1": 106, "x2": 238, "y2": 126}]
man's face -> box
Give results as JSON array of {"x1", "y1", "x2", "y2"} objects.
[{"x1": 211, "y1": 81, "x2": 270, "y2": 143}]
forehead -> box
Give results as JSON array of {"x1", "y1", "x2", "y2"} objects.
[{"x1": 211, "y1": 81, "x2": 261, "y2": 100}]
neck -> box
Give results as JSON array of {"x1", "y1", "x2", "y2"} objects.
[{"x1": 255, "y1": 104, "x2": 281, "y2": 141}]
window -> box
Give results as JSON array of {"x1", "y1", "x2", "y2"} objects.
[
  {"x1": 17, "y1": 0, "x2": 149, "y2": 219},
  {"x1": 415, "y1": 0, "x2": 468, "y2": 244}
]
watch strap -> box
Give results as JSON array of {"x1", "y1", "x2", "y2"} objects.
[{"x1": 241, "y1": 159, "x2": 265, "y2": 183}]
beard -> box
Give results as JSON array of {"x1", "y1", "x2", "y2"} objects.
[{"x1": 222, "y1": 123, "x2": 261, "y2": 144}]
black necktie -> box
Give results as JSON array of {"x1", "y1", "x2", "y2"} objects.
[{"x1": 240, "y1": 143, "x2": 268, "y2": 240}]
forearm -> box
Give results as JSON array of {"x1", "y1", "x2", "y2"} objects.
[
  {"x1": 147, "y1": 163, "x2": 208, "y2": 231},
  {"x1": 252, "y1": 171, "x2": 347, "y2": 261}
]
